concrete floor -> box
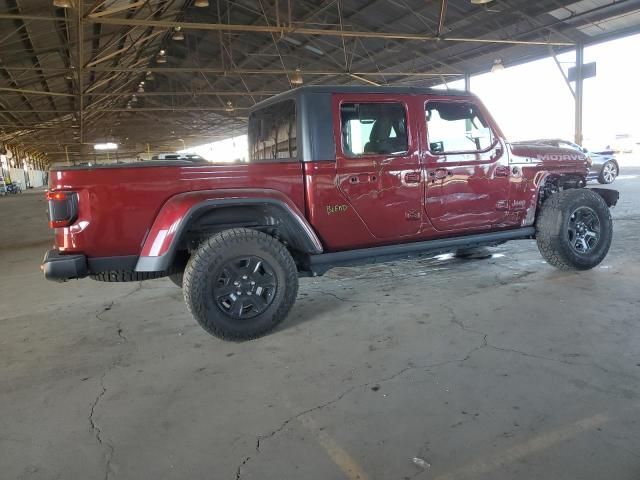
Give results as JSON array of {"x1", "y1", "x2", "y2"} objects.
[{"x1": 1, "y1": 172, "x2": 639, "y2": 480}]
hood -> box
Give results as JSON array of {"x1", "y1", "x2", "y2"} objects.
[{"x1": 509, "y1": 141, "x2": 590, "y2": 172}]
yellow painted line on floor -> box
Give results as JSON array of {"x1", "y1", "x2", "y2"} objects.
[
  {"x1": 433, "y1": 412, "x2": 609, "y2": 480},
  {"x1": 299, "y1": 414, "x2": 369, "y2": 480},
  {"x1": 283, "y1": 397, "x2": 369, "y2": 480}
]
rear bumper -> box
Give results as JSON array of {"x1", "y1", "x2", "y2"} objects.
[
  {"x1": 42, "y1": 249, "x2": 88, "y2": 281},
  {"x1": 42, "y1": 250, "x2": 140, "y2": 281}
]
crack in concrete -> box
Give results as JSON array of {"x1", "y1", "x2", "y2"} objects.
[
  {"x1": 96, "y1": 301, "x2": 128, "y2": 343},
  {"x1": 443, "y1": 303, "x2": 634, "y2": 380},
  {"x1": 121, "y1": 281, "x2": 143, "y2": 299},
  {"x1": 485, "y1": 344, "x2": 594, "y2": 367},
  {"x1": 90, "y1": 301, "x2": 133, "y2": 479},
  {"x1": 253, "y1": 384, "x2": 360, "y2": 454},
  {"x1": 444, "y1": 304, "x2": 488, "y2": 338},
  {"x1": 495, "y1": 269, "x2": 536, "y2": 286},
  {"x1": 116, "y1": 327, "x2": 127, "y2": 342},
  {"x1": 235, "y1": 456, "x2": 250, "y2": 480},
  {"x1": 315, "y1": 290, "x2": 348, "y2": 302},
  {"x1": 310, "y1": 289, "x2": 405, "y2": 306},
  {"x1": 89, "y1": 371, "x2": 115, "y2": 480},
  {"x1": 95, "y1": 302, "x2": 115, "y2": 323},
  {"x1": 238, "y1": 336, "x2": 487, "y2": 476}
]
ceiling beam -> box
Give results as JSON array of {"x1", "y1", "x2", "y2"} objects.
[
  {"x1": 436, "y1": 0, "x2": 448, "y2": 38},
  {"x1": 86, "y1": 0, "x2": 147, "y2": 19},
  {"x1": 0, "y1": 86, "x2": 76, "y2": 97},
  {"x1": 88, "y1": 66, "x2": 461, "y2": 76},
  {"x1": 98, "y1": 107, "x2": 250, "y2": 112},
  {"x1": 83, "y1": 17, "x2": 574, "y2": 46},
  {"x1": 88, "y1": 90, "x2": 279, "y2": 97}
]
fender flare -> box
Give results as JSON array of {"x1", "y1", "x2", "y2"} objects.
[{"x1": 135, "y1": 189, "x2": 323, "y2": 272}]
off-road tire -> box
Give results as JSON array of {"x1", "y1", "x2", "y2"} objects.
[
  {"x1": 167, "y1": 251, "x2": 189, "y2": 287},
  {"x1": 598, "y1": 161, "x2": 618, "y2": 184},
  {"x1": 183, "y1": 228, "x2": 298, "y2": 341},
  {"x1": 536, "y1": 189, "x2": 612, "y2": 270},
  {"x1": 91, "y1": 270, "x2": 167, "y2": 282},
  {"x1": 168, "y1": 271, "x2": 183, "y2": 288}
]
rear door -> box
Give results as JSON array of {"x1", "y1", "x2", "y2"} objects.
[
  {"x1": 333, "y1": 94, "x2": 423, "y2": 239},
  {"x1": 421, "y1": 96, "x2": 510, "y2": 232}
]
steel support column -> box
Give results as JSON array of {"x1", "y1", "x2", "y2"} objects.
[
  {"x1": 574, "y1": 43, "x2": 584, "y2": 145},
  {"x1": 464, "y1": 73, "x2": 471, "y2": 92}
]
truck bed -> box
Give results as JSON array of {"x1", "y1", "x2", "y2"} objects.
[{"x1": 48, "y1": 162, "x2": 306, "y2": 258}]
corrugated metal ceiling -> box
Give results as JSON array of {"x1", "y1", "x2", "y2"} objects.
[{"x1": 0, "y1": 0, "x2": 639, "y2": 162}]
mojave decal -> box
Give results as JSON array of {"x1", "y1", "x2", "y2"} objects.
[{"x1": 536, "y1": 153, "x2": 586, "y2": 161}]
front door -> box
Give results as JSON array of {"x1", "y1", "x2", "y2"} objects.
[
  {"x1": 334, "y1": 94, "x2": 423, "y2": 239},
  {"x1": 422, "y1": 97, "x2": 510, "y2": 232}
]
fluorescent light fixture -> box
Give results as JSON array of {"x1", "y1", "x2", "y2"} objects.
[
  {"x1": 304, "y1": 45, "x2": 324, "y2": 55},
  {"x1": 94, "y1": 142, "x2": 118, "y2": 151},
  {"x1": 282, "y1": 36, "x2": 302, "y2": 46}
]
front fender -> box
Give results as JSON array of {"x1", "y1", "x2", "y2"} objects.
[{"x1": 135, "y1": 189, "x2": 323, "y2": 272}]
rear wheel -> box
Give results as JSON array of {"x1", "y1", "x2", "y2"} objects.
[
  {"x1": 536, "y1": 189, "x2": 612, "y2": 270},
  {"x1": 598, "y1": 161, "x2": 618, "y2": 184},
  {"x1": 167, "y1": 251, "x2": 189, "y2": 288},
  {"x1": 168, "y1": 272, "x2": 183, "y2": 288},
  {"x1": 183, "y1": 228, "x2": 298, "y2": 340}
]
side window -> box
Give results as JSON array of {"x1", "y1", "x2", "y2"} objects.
[
  {"x1": 340, "y1": 102, "x2": 408, "y2": 157},
  {"x1": 248, "y1": 100, "x2": 297, "y2": 161},
  {"x1": 426, "y1": 101, "x2": 494, "y2": 155}
]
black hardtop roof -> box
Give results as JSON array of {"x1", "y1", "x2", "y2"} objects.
[{"x1": 250, "y1": 85, "x2": 472, "y2": 113}]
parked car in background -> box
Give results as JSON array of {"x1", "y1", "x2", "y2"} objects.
[
  {"x1": 513, "y1": 139, "x2": 619, "y2": 184},
  {"x1": 151, "y1": 153, "x2": 208, "y2": 162}
]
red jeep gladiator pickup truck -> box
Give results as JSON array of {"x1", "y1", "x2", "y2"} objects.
[{"x1": 43, "y1": 85, "x2": 619, "y2": 340}]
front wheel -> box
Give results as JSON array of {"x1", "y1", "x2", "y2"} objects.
[
  {"x1": 183, "y1": 228, "x2": 298, "y2": 340},
  {"x1": 536, "y1": 189, "x2": 612, "y2": 270}
]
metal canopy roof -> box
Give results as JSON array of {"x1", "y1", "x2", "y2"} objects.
[{"x1": 1, "y1": 0, "x2": 639, "y2": 163}]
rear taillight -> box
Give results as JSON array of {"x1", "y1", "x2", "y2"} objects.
[{"x1": 47, "y1": 191, "x2": 79, "y2": 228}]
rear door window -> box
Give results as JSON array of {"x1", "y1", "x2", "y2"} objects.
[{"x1": 340, "y1": 102, "x2": 408, "y2": 157}]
